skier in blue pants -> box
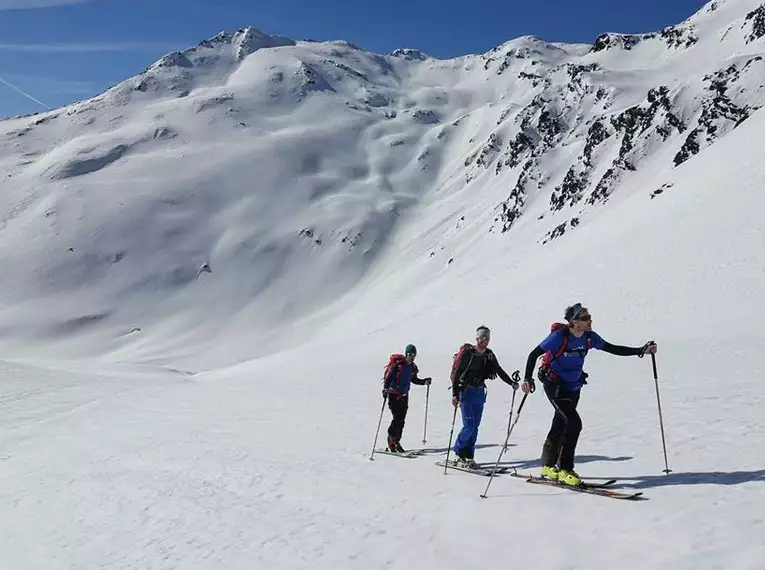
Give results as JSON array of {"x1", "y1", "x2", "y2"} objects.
[{"x1": 450, "y1": 326, "x2": 518, "y2": 469}]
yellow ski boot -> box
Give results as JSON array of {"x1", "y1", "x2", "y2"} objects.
[
  {"x1": 540, "y1": 465, "x2": 560, "y2": 480},
  {"x1": 558, "y1": 469, "x2": 582, "y2": 486}
]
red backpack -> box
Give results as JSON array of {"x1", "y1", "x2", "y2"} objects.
[
  {"x1": 383, "y1": 353, "x2": 408, "y2": 390},
  {"x1": 450, "y1": 343, "x2": 475, "y2": 382},
  {"x1": 538, "y1": 323, "x2": 592, "y2": 380}
]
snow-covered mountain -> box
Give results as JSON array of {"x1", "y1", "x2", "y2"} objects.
[
  {"x1": 1, "y1": 0, "x2": 764, "y2": 368},
  {"x1": 2, "y1": 2, "x2": 765, "y2": 569}
]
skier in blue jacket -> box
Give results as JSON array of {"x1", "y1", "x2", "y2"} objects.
[
  {"x1": 383, "y1": 344, "x2": 431, "y2": 452},
  {"x1": 522, "y1": 303, "x2": 657, "y2": 486}
]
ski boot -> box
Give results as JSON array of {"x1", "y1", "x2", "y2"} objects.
[
  {"x1": 558, "y1": 469, "x2": 582, "y2": 486},
  {"x1": 540, "y1": 465, "x2": 560, "y2": 480},
  {"x1": 457, "y1": 457, "x2": 479, "y2": 469}
]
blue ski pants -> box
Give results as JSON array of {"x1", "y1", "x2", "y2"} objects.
[{"x1": 453, "y1": 385, "x2": 486, "y2": 459}]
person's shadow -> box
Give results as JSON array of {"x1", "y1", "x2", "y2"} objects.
[
  {"x1": 491, "y1": 456, "x2": 765, "y2": 489},
  {"x1": 417, "y1": 448, "x2": 765, "y2": 490},
  {"x1": 585, "y1": 469, "x2": 765, "y2": 489}
]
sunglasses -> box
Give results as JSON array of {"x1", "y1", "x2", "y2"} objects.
[
  {"x1": 406, "y1": 353, "x2": 416, "y2": 357},
  {"x1": 575, "y1": 314, "x2": 592, "y2": 322}
]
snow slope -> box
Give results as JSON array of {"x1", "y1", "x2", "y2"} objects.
[{"x1": 1, "y1": 1, "x2": 764, "y2": 568}]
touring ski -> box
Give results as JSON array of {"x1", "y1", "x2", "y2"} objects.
[
  {"x1": 510, "y1": 473, "x2": 644, "y2": 500},
  {"x1": 436, "y1": 460, "x2": 510, "y2": 477},
  {"x1": 374, "y1": 449, "x2": 426, "y2": 458}
]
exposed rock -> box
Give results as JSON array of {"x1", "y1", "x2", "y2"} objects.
[
  {"x1": 496, "y1": 159, "x2": 538, "y2": 232},
  {"x1": 551, "y1": 168, "x2": 589, "y2": 211},
  {"x1": 744, "y1": 5, "x2": 765, "y2": 44},
  {"x1": 390, "y1": 48, "x2": 428, "y2": 61},
  {"x1": 411, "y1": 109, "x2": 440, "y2": 124},
  {"x1": 591, "y1": 32, "x2": 645, "y2": 53},
  {"x1": 674, "y1": 63, "x2": 758, "y2": 166},
  {"x1": 651, "y1": 183, "x2": 674, "y2": 199},
  {"x1": 659, "y1": 25, "x2": 699, "y2": 49}
]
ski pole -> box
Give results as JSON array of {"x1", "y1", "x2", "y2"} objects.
[
  {"x1": 481, "y1": 390, "x2": 528, "y2": 499},
  {"x1": 651, "y1": 353, "x2": 671, "y2": 474},
  {"x1": 502, "y1": 371, "x2": 521, "y2": 453},
  {"x1": 422, "y1": 383, "x2": 430, "y2": 444},
  {"x1": 502, "y1": 389, "x2": 517, "y2": 454},
  {"x1": 443, "y1": 402, "x2": 459, "y2": 474},
  {"x1": 369, "y1": 394, "x2": 388, "y2": 461}
]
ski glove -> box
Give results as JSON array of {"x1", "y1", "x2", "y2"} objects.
[
  {"x1": 639, "y1": 341, "x2": 658, "y2": 358},
  {"x1": 423, "y1": 377, "x2": 432, "y2": 385}
]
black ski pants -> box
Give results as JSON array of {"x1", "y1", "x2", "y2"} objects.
[
  {"x1": 541, "y1": 381, "x2": 582, "y2": 471},
  {"x1": 387, "y1": 393, "x2": 409, "y2": 441}
]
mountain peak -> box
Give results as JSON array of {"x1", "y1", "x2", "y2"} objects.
[
  {"x1": 194, "y1": 27, "x2": 296, "y2": 61},
  {"x1": 389, "y1": 48, "x2": 429, "y2": 61}
]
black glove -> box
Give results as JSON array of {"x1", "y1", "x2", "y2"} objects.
[
  {"x1": 382, "y1": 388, "x2": 389, "y2": 398},
  {"x1": 423, "y1": 377, "x2": 432, "y2": 385},
  {"x1": 639, "y1": 341, "x2": 657, "y2": 358},
  {"x1": 581, "y1": 371, "x2": 589, "y2": 386}
]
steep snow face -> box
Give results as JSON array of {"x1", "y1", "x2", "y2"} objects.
[{"x1": 0, "y1": 2, "x2": 764, "y2": 368}]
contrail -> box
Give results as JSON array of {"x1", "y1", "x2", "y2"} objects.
[{"x1": 0, "y1": 75, "x2": 52, "y2": 110}]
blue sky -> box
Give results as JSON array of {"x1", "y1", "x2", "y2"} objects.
[{"x1": 0, "y1": 0, "x2": 707, "y2": 118}]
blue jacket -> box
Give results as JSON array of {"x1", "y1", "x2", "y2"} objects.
[
  {"x1": 539, "y1": 329, "x2": 605, "y2": 389},
  {"x1": 384, "y1": 360, "x2": 426, "y2": 395},
  {"x1": 526, "y1": 328, "x2": 645, "y2": 391}
]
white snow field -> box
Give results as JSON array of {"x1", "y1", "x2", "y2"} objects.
[{"x1": 1, "y1": 0, "x2": 765, "y2": 568}]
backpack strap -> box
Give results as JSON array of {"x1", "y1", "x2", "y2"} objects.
[
  {"x1": 553, "y1": 328, "x2": 569, "y2": 360},
  {"x1": 394, "y1": 355, "x2": 409, "y2": 378},
  {"x1": 553, "y1": 328, "x2": 593, "y2": 360},
  {"x1": 458, "y1": 345, "x2": 475, "y2": 383},
  {"x1": 452, "y1": 345, "x2": 476, "y2": 393},
  {"x1": 385, "y1": 354, "x2": 407, "y2": 389}
]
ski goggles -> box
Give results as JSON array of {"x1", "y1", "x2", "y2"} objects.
[{"x1": 570, "y1": 303, "x2": 589, "y2": 321}]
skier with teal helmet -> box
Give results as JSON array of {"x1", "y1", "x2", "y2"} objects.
[{"x1": 382, "y1": 343, "x2": 432, "y2": 452}]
